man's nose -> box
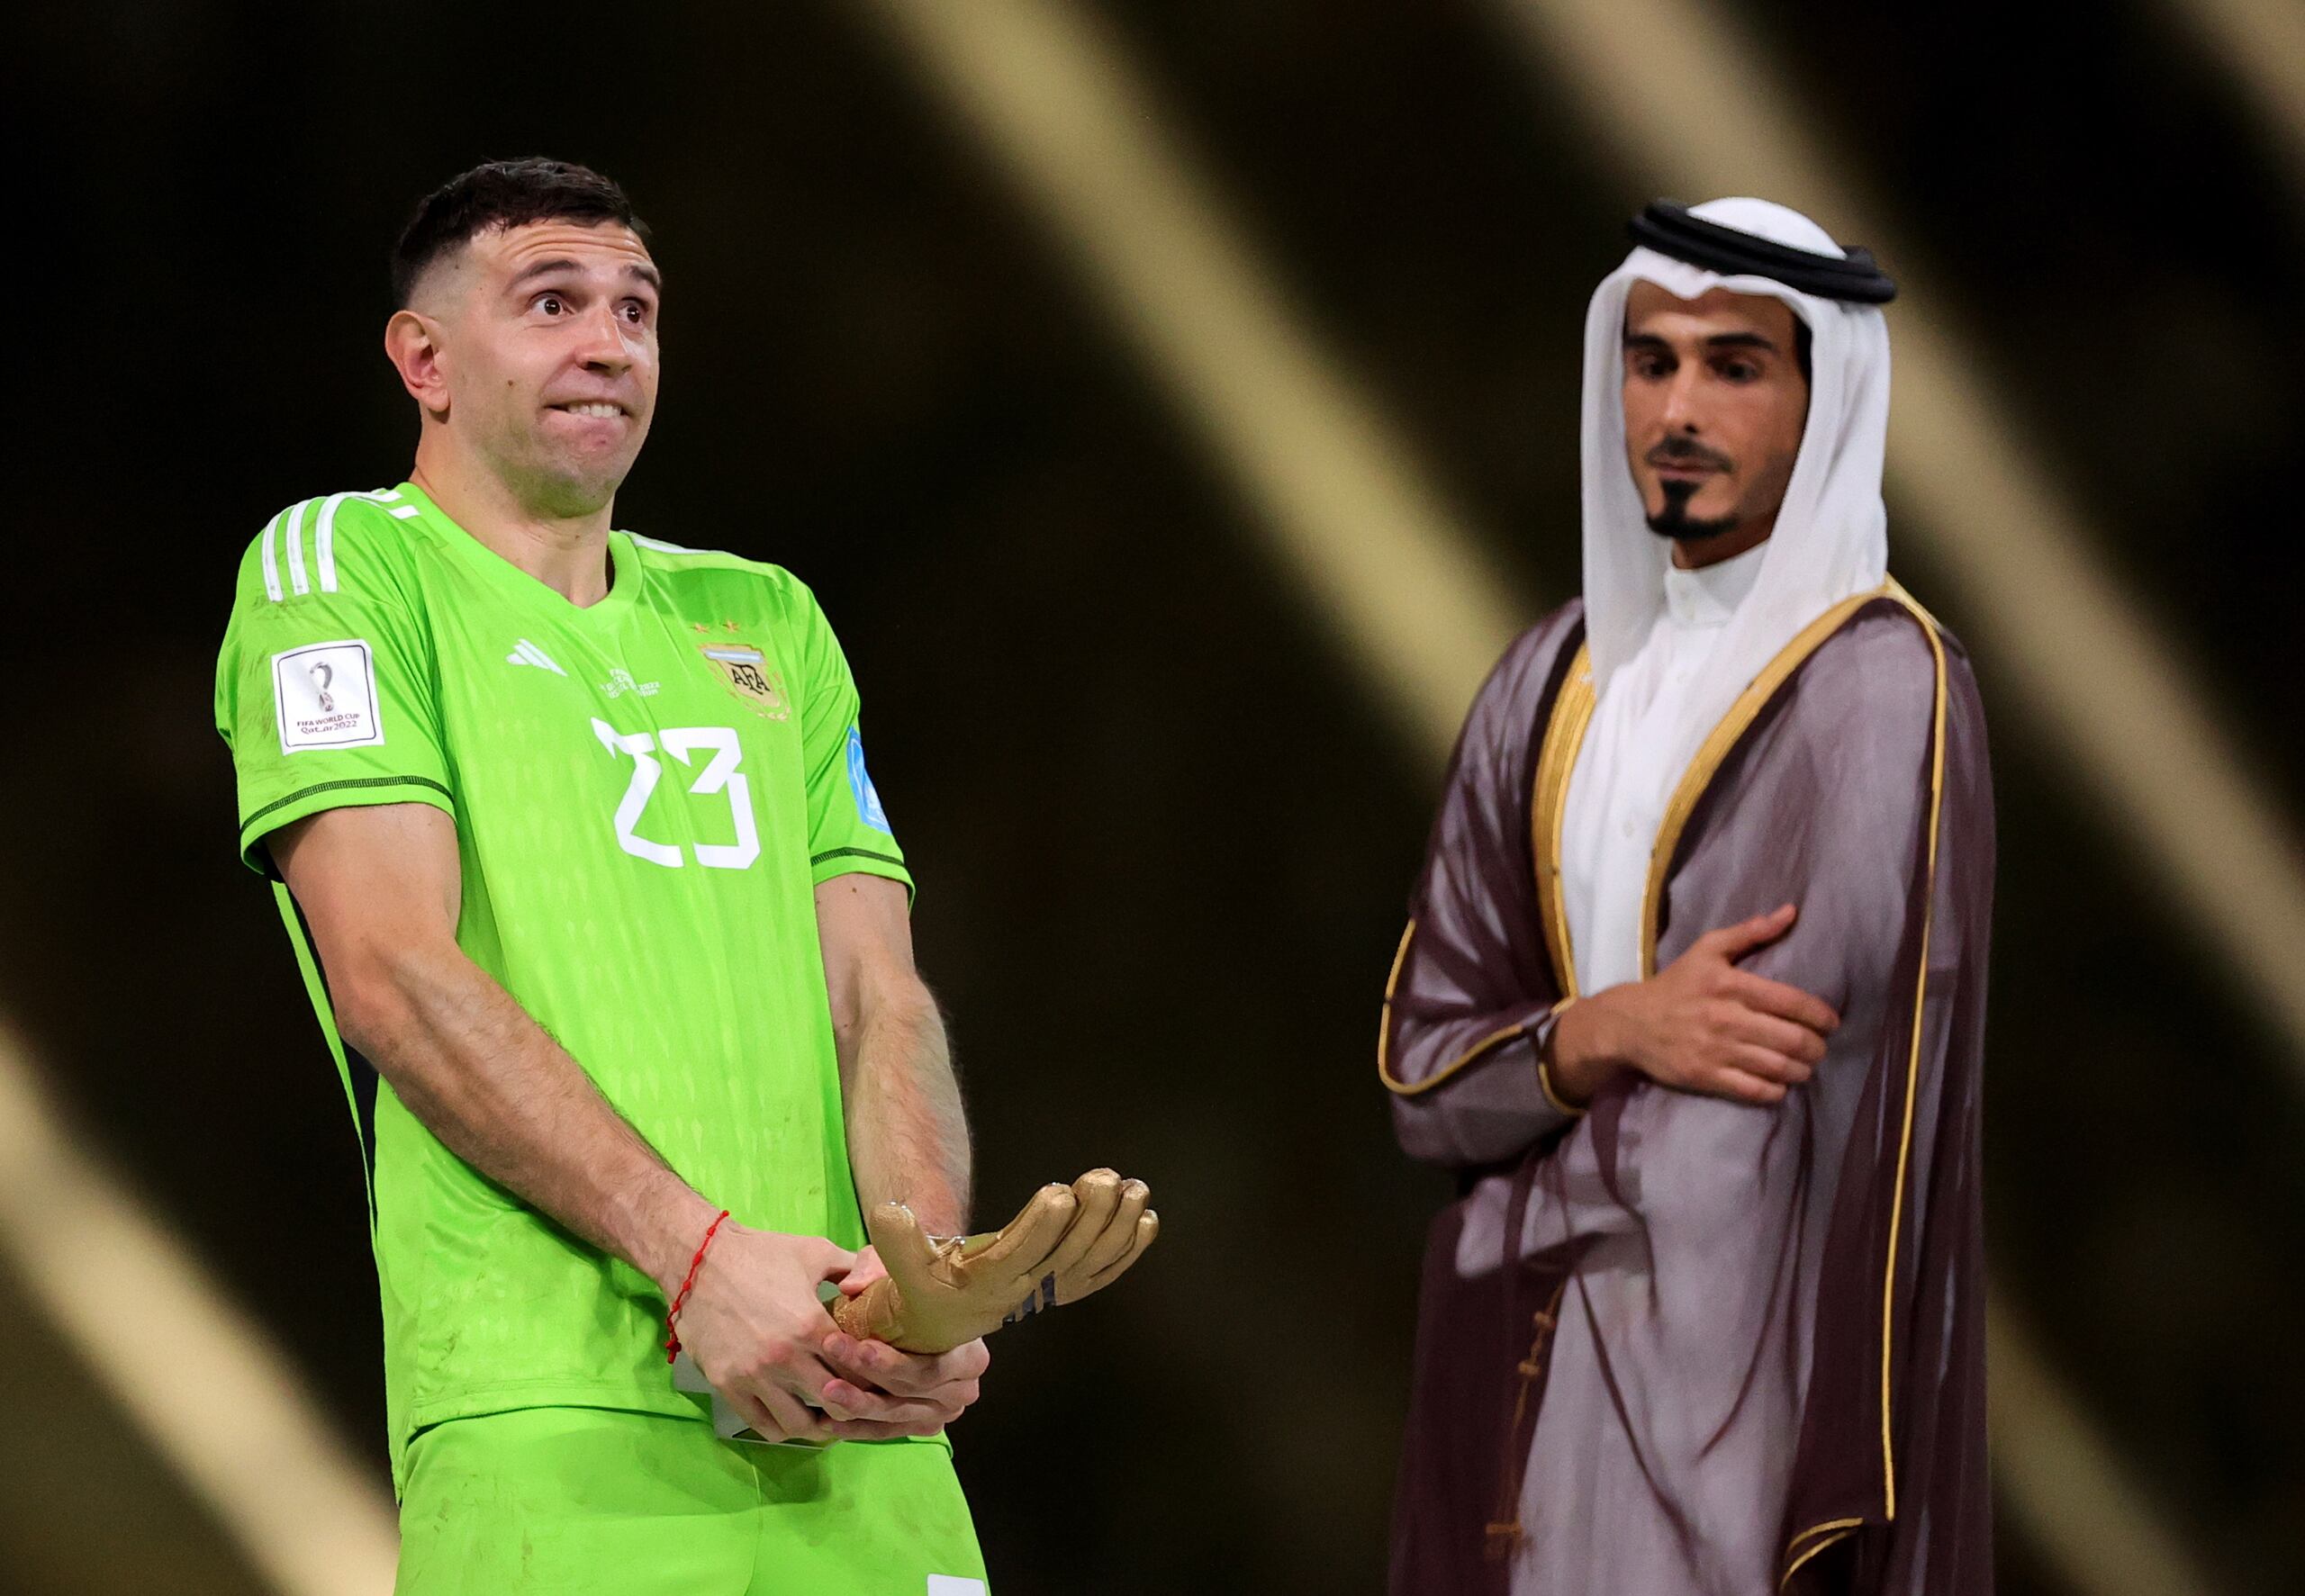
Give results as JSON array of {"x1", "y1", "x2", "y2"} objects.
[
  {"x1": 574, "y1": 303, "x2": 638, "y2": 373},
  {"x1": 1658, "y1": 365, "x2": 1704, "y2": 432}
]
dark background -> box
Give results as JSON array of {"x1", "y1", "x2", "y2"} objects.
[{"x1": 7, "y1": 2, "x2": 2302, "y2": 1592}]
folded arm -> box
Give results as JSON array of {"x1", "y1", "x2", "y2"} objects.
[{"x1": 1383, "y1": 612, "x2": 1839, "y2": 1169}]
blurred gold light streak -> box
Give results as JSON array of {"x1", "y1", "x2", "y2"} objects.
[
  {"x1": 1988, "y1": 1299, "x2": 2216, "y2": 1596},
  {"x1": 0, "y1": 1022, "x2": 398, "y2": 1596},
  {"x1": 2165, "y1": 0, "x2": 2305, "y2": 192},
  {"x1": 857, "y1": 0, "x2": 1525, "y2": 761},
  {"x1": 1494, "y1": 0, "x2": 2305, "y2": 1091},
  {"x1": 857, "y1": 1, "x2": 2214, "y2": 1592}
]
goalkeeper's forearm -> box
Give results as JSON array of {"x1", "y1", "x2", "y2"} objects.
[
  {"x1": 278, "y1": 803, "x2": 717, "y2": 1297},
  {"x1": 836, "y1": 972, "x2": 971, "y2": 1237},
  {"x1": 333, "y1": 936, "x2": 719, "y2": 1294}
]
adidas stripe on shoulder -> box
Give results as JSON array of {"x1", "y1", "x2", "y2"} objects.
[{"x1": 254, "y1": 487, "x2": 419, "y2": 603}]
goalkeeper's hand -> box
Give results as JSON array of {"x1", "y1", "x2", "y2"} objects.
[
  {"x1": 817, "y1": 1303, "x2": 990, "y2": 1434},
  {"x1": 828, "y1": 1168, "x2": 1159, "y2": 1354}
]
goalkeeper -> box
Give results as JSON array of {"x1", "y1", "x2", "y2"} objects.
[{"x1": 213, "y1": 158, "x2": 1148, "y2": 1594}]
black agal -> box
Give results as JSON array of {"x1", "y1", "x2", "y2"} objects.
[{"x1": 1628, "y1": 201, "x2": 1897, "y2": 304}]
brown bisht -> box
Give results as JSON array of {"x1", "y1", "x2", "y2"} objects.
[{"x1": 1379, "y1": 582, "x2": 1993, "y2": 1595}]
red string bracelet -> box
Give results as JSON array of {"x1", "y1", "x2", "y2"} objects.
[{"x1": 663, "y1": 1209, "x2": 731, "y2": 1364}]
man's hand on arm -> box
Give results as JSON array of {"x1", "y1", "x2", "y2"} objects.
[
  {"x1": 1544, "y1": 903, "x2": 1840, "y2": 1108},
  {"x1": 273, "y1": 803, "x2": 900, "y2": 1445},
  {"x1": 819, "y1": 1313, "x2": 989, "y2": 1435},
  {"x1": 813, "y1": 872, "x2": 988, "y2": 1431},
  {"x1": 658, "y1": 1224, "x2": 963, "y2": 1443}
]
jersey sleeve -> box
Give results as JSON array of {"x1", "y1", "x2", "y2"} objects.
[
  {"x1": 792, "y1": 585, "x2": 912, "y2": 897},
  {"x1": 213, "y1": 494, "x2": 454, "y2": 876}
]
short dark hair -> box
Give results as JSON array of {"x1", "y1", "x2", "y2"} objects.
[{"x1": 392, "y1": 158, "x2": 650, "y2": 307}]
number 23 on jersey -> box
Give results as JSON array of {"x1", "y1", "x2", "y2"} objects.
[{"x1": 590, "y1": 718, "x2": 759, "y2": 871}]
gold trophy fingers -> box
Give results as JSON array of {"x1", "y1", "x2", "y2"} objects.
[
  {"x1": 863, "y1": 1200, "x2": 939, "y2": 1285},
  {"x1": 963, "y1": 1183, "x2": 1078, "y2": 1277},
  {"x1": 1063, "y1": 1178, "x2": 1152, "y2": 1302},
  {"x1": 1083, "y1": 1204, "x2": 1158, "y2": 1296},
  {"x1": 1044, "y1": 1168, "x2": 1125, "y2": 1281}
]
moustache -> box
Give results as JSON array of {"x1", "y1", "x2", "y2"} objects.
[{"x1": 1645, "y1": 438, "x2": 1734, "y2": 473}]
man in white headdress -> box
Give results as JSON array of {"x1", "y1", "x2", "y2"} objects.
[{"x1": 1378, "y1": 200, "x2": 1993, "y2": 1595}]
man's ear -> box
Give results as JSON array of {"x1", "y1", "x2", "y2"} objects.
[{"x1": 384, "y1": 309, "x2": 450, "y2": 419}]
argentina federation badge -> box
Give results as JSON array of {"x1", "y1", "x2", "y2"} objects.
[{"x1": 699, "y1": 640, "x2": 790, "y2": 720}]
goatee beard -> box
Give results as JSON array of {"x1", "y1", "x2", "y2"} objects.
[{"x1": 1645, "y1": 478, "x2": 1739, "y2": 543}]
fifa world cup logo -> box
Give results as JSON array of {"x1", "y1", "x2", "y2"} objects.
[{"x1": 309, "y1": 661, "x2": 336, "y2": 713}]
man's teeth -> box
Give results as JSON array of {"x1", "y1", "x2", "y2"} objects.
[{"x1": 562, "y1": 402, "x2": 622, "y2": 418}]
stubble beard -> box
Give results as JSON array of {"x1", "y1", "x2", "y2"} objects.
[
  {"x1": 531, "y1": 457, "x2": 627, "y2": 518},
  {"x1": 495, "y1": 427, "x2": 639, "y2": 520}
]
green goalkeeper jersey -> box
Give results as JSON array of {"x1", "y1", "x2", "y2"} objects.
[{"x1": 214, "y1": 482, "x2": 910, "y2": 1489}]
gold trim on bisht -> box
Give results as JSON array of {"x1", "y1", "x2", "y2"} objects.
[
  {"x1": 1779, "y1": 1517, "x2": 1864, "y2": 1588},
  {"x1": 1873, "y1": 580, "x2": 1948, "y2": 1527},
  {"x1": 1614, "y1": 578, "x2": 1948, "y2": 1583},
  {"x1": 1376, "y1": 913, "x2": 1561, "y2": 1098},
  {"x1": 1641, "y1": 582, "x2": 1894, "y2": 978},
  {"x1": 1531, "y1": 645, "x2": 1596, "y2": 1003},
  {"x1": 1377, "y1": 637, "x2": 1595, "y2": 1103}
]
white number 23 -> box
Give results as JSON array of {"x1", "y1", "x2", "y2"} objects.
[{"x1": 590, "y1": 720, "x2": 760, "y2": 870}]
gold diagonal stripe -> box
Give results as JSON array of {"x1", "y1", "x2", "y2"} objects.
[{"x1": 0, "y1": 1021, "x2": 398, "y2": 1594}]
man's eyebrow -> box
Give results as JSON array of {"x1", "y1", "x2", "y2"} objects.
[
  {"x1": 505, "y1": 257, "x2": 663, "y2": 293},
  {"x1": 506, "y1": 257, "x2": 582, "y2": 292},
  {"x1": 1621, "y1": 329, "x2": 1780, "y2": 353}
]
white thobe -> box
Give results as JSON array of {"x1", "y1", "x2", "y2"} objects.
[{"x1": 1560, "y1": 542, "x2": 1768, "y2": 996}]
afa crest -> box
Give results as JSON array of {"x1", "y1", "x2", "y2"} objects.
[{"x1": 699, "y1": 642, "x2": 790, "y2": 720}]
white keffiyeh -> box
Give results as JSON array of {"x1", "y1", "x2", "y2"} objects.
[{"x1": 1563, "y1": 198, "x2": 1893, "y2": 993}]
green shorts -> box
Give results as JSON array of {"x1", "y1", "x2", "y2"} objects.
[{"x1": 393, "y1": 1407, "x2": 987, "y2": 1596}]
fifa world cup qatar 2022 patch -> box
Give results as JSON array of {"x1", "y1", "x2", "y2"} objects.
[
  {"x1": 698, "y1": 640, "x2": 791, "y2": 720},
  {"x1": 272, "y1": 638, "x2": 383, "y2": 753}
]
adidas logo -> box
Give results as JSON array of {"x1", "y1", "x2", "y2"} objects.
[{"x1": 506, "y1": 640, "x2": 568, "y2": 676}]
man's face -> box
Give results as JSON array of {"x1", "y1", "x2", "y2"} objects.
[
  {"x1": 1620, "y1": 282, "x2": 1808, "y2": 546},
  {"x1": 414, "y1": 221, "x2": 661, "y2": 516}
]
